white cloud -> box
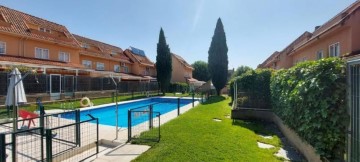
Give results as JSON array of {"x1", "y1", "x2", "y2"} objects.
[{"x1": 192, "y1": 0, "x2": 205, "y2": 32}]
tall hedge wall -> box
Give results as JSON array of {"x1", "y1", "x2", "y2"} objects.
[
  {"x1": 231, "y1": 69, "x2": 272, "y2": 108},
  {"x1": 270, "y1": 58, "x2": 348, "y2": 160}
]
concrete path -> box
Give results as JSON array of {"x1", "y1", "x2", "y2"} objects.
[{"x1": 92, "y1": 144, "x2": 150, "y2": 162}]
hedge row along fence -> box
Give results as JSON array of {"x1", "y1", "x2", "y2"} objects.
[
  {"x1": 230, "y1": 69, "x2": 272, "y2": 109},
  {"x1": 270, "y1": 58, "x2": 348, "y2": 160},
  {"x1": 168, "y1": 82, "x2": 189, "y2": 93}
]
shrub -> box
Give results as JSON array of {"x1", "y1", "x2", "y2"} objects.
[
  {"x1": 231, "y1": 69, "x2": 272, "y2": 108},
  {"x1": 169, "y1": 82, "x2": 188, "y2": 93},
  {"x1": 270, "y1": 58, "x2": 348, "y2": 160}
]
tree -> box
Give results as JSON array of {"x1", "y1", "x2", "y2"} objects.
[
  {"x1": 192, "y1": 61, "x2": 211, "y2": 82},
  {"x1": 156, "y1": 28, "x2": 172, "y2": 95},
  {"x1": 208, "y1": 18, "x2": 228, "y2": 95},
  {"x1": 232, "y1": 66, "x2": 252, "y2": 79}
]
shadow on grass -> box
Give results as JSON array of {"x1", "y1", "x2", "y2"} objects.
[
  {"x1": 201, "y1": 96, "x2": 226, "y2": 105},
  {"x1": 232, "y1": 119, "x2": 275, "y2": 136}
]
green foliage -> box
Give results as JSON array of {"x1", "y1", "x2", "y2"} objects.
[
  {"x1": 208, "y1": 18, "x2": 228, "y2": 95},
  {"x1": 270, "y1": 58, "x2": 348, "y2": 160},
  {"x1": 230, "y1": 69, "x2": 272, "y2": 108},
  {"x1": 156, "y1": 28, "x2": 172, "y2": 95},
  {"x1": 232, "y1": 65, "x2": 253, "y2": 79},
  {"x1": 192, "y1": 61, "x2": 211, "y2": 82},
  {"x1": 168, "y1": 82, "x2": 188, "y2": 93}
]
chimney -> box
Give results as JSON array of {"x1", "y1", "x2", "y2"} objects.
[{"x1": 315, "y1": 26, "x2": 321, "y2": 30}]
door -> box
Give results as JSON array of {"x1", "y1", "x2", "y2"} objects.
[
  {"x1": 50, "y1": 74, "x2": 61, "y2": 100},
  {"x1": 63, "y1": 75, "x2": 74, "y2": 98}
]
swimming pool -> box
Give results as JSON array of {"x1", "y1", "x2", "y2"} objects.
[{"x1": 61, "y1": 97, "x2": 194, "y2": 127}]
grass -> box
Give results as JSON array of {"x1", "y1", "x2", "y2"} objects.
[{"x1": 132, "y1": 96, "x2": 282, "y2": 162}]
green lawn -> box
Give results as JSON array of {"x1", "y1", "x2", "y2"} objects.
[{"x1": 132, "y1": 96, "x2": 283, "y2": 162}]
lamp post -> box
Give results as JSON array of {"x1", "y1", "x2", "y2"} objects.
[{"x1": 110, "y1": 75, "x2": 121, "y2": 140}]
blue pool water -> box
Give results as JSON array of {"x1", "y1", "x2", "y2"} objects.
[{"x1": 61, "y1": 98, "x2": 194, "y2": 127}]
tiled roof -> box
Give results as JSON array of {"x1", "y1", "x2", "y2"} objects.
[
  {"x1": 292, "y1": 1, "x2": 360, "y2": 52},
  {"x1": 73, "y1": 34, "x2": 132, "y2": 63},
  {"x1": 123, "y1": 49, "x2": 154, "y2": 66},
  {"x1": 172, "y1": 53, "x2": 193, "y2": 69},
  {"x1": 0, "y1": 55, "x2": 84, "y2": 68},
  {"x1": 0, "y1": 5, "x2": 79, "y2": 48}
]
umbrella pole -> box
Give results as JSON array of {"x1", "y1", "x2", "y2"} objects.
[{"x1": 12, "y1": 83, "x2": 17, "y2": 132}]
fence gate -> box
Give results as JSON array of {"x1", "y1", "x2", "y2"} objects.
[
  {"x1": 128, "y1": 105, "x2": 160, "y2": 142},
  {"x1": 0, "y1": 127, "x2": 44, "y2": 162},
  {"x1": 50, "y1": 74, "x2": 61, "y2": 100},
  {"x1": 348, "y1": 61, "x2": 360, "y2": 162}
]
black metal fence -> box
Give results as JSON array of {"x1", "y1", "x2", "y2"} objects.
[
  {"x1": 0, "y1": 109, "x2": 99, "y2": 162},
  {"x1": 127, "y1": 96, "x2": 198, "y2": 143},
  {"x1": 348, "y1": 62, "x2": 360, "y2": 162},
  {"x1": 0, "y1": 72, "x2": 159, "y2": 95},
  {"x1": 128, "y1": 104, "x2": 160, "y2": 142}
]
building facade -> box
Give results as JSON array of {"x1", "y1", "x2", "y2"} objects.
[
  {"x1": 171, "y1": 53, "x2": 194, "y2": 83},
  {"x1": 258, "y1": 1, "x2": 360, "y2": 69},
  {"x1": 0, "y1": 5, "x2": 158, "y2": 81}
]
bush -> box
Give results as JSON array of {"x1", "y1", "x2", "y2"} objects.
[
  {"x1": 169, "y1": 82, "x2": 188, "y2": 93},
  {"x1": 231, "y1": 69, "x2": 272, "y2": 108},
  {"x1": 270, "y1": 58, "x2": 348, "y2": 160}
]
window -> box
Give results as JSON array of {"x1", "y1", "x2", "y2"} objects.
[
  {"x1": 81, "y1": 43, "x2": 89, "y2": 49},
  {"x1": 59, "y1": 52, "x2": 70, "y2": 62},
  {"x1": 120, "y1": 63, "x2": 126, "y2": 67},
  {"x1": 39, "y1": 27, "x2": 51, "y2": 33},
  {"x1": 329, "y1": 43, "x2": 340, "y2": 57},
  {"x1": 111, "y1": 51, "x2": 117, "y2": 55},
  {"x1": 316, "y1": 50, "x2": 324, "y2": 60},
  {"x1": 0, "y1": 41, "x2": 5, "y2": 54},
  {"x1": 114, "y1": 65, "x2": 120, "y2": 72},
  {"x1": 96, "y1": 62, "x2": 105, "y2": 70},
  {"x1": 82, "y1": 60, "x2": 92, "y2": 69},
  {"x1": 124, "y1": 66, "x2": 129, "y2": 73},
  {"x1": 145, "y1": 67, "x2": 150, "y2": 75},
  {"x1": 35, "y1": 47, "x2": 49, "y2": 59}
]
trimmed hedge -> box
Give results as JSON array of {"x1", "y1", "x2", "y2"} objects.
[
  {"x1": 270, "y1": 58, "x2": 348, "y2": 160},
  {"x1": 231, "y1": 69, "x2": 272, "y2": 109},
  {"x1": 169, "y1": 82, "x2": 188, "y2": 93}
]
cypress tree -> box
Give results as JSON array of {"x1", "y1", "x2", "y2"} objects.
[
  {"x1": 156, "y1": 28, "x2": 172, "y2": 95},
  {"x1": 208, "y1": 18, "x2": 228, "y2": 95}
]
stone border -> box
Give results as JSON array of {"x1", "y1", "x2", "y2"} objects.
[{"x1": 231, "y1": 108, "x2": 321, "y2": 162}]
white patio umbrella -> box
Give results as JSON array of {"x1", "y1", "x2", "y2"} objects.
[{"x1": 5, "y1": 68, "x2": 27, "y2": 131}]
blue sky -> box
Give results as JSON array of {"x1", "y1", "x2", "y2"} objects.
[{"x1": 0, "y1": 0, "x2": 357, "y2": 69}]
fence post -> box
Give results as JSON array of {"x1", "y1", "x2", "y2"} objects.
[
  {"x1": 96, "y1": 118, "x2": 99, "y2": 154},
  {"x1": 127, "y1": 110, "x2": 132, "y2": 142},
  {"x1": 11, "y1": 133, "x2": 16, "y2": 162},
  {"x1": 111, "y1": 92, "x2": 115, "y2": 102},
  {"x1": 45, "y1": 129, "x2": 52, "y2": 162},
  {"x1": 40, "y1": 127, "x2": 44, "y2": 161},
  {"x1": 75, "y1": 110, "x2": 81, "y2": 146},
  {"x1": 149, "y1": 105, "x2": 153, "y2": 129},
  {"x1": 0, "y1": 134, "x2": 6, "y2": 162},
  {"x1": 192, "y1": 93, "x2": 195, "y2": 107},
  {"x1": 177, "y1": 98, "x2": 180, "y2": 116},
  {"x1": 40, "y1": 105, "x2": 45, "y2": 129},
  {"x1": 132, "y1": 91, "x2": 134, "y2": 100}
]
